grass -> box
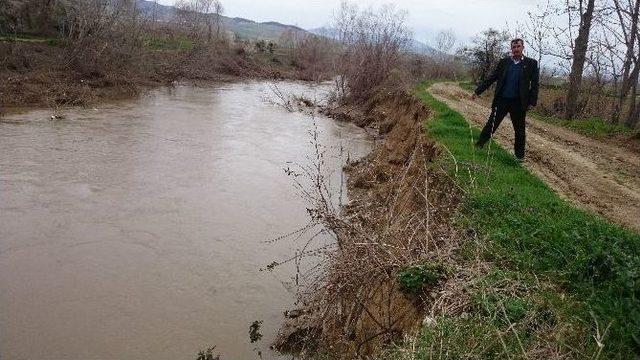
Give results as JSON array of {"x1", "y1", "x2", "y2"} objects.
[
  {"x1": 0, "y1": 34, "x2": 59, "y2": 45},
  {"x1": 531, "y1": 113, "x2": 632, "y2": 137},
  {"x1": 143, "y1": 36, "x2": 195, "y2": 51},
  {"x1": 398, "y1": 82, "x2": 640, "y2": 358},
  {"x1": 397, "y1": 262, "x2": 446, "y2": 295}
]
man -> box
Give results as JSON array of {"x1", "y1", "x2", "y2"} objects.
[{"x1": 471, "y1": 38, "x2": 539, "y2": 162}]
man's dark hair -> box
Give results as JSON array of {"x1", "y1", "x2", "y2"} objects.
[{"x1": 511, "y1": 38, "x2": 524, "y2": 45}]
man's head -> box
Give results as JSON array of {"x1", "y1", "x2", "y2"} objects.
[{"x1": 511, "y1": 38, "x2": 524, "y2": 59}]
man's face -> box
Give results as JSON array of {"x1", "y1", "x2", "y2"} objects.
[{"x1": 511, "y1": 41, "x2": 524, "y2": 58}]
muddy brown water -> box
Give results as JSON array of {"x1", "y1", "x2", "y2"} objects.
[{"x1": 0, "y1": 82, "x2": 373, "y2": 360}]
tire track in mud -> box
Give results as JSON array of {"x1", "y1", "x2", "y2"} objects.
[{"x1": 428, "y1": 82, "x2": 640, "y2": 231}]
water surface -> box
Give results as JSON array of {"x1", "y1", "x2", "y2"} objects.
[{"x1": 0, "y1": 82, "x2": 372, "y2": 359}]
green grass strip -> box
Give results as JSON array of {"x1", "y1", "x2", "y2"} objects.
[{"x1": 416, "y1": 82, "x2": 640, "y2": 356}]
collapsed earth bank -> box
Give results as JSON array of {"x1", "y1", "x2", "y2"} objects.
[{"x1": 274, "y1": 88, "x2": 463, "y2": 358}]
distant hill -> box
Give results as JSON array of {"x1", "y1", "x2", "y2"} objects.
[
  {"x1": 135, "y1": 0, "x2": 308, "y2": 41},
  {"x1": 409, "y1": 39, "x2": 440, "y2": 56},
  {"x1": 309, "y1": 26, "x2": 441, "y2": 57}
]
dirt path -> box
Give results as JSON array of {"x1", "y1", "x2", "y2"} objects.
[{"x1": 428, "y1": 82, "x2": 640, "y2": 232}]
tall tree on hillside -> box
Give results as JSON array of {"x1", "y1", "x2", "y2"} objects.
[
  {"x1": 213, "y1": 0, "x2": 223, "y2": 40},
  {"x1": 564, "y1": 0, "x2": 597, "y2": 119}
]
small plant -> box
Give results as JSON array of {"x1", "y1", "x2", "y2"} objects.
[
  {"x1": 255, "y1": 40, "x2": 266, "y2": 53},
  {"x1": 249, "y1": 320, "x2": 263, "y2": 343},
  {"x1": 397, "y1": 262, "x2": 446, "y2": 295},
  {"x1": 195, "y1": 346, "x2": 220, "y2": 360}
]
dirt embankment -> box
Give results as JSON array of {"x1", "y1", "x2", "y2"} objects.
[
  {"x1": 275, "y1": 89, "x2": 462, "y2": 358},
  {"x1": 0, "y1": 41, "x2": 320, "y2": 112},
  {"x1": 429, "y1": 82, "x2": 640, "y2": 231}
]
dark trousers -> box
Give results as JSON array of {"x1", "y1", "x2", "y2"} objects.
[{"x1": 476, "y1": 97, "x2": 527, "y2": 159}]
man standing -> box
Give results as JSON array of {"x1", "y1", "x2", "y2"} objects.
[{"x1": 471, "y1": 38, "x2": 539, "y2": 162}]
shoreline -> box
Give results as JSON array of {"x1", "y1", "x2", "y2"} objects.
[
  {"x1": 274, "y1": 86, "x2": 462, "y2": 358},
  {"x1": 0, "y1": 41, "x2": 329, "y2": 115}
]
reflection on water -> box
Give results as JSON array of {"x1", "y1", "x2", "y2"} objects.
[{"x1": 0, "y1": 82, "x2": 372, "y2": 360}]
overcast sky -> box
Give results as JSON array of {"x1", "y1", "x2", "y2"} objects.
[{"x1": 158, "y1": 0, "x2": 540, "y2": 46}]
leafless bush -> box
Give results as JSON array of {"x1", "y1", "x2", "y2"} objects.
[
  {"x1": 58, "y1": 0, "x2": 145, "y2": 82},
  {"x1": 293, "y1": 34, "x2": 336, "y2": 82},
  {"x1": 404, "y1": 53, "x2": 466, "y2": 82},
  {"x1": 175, "y1": 0, "x2": 224, "y2": 42},
  {"x1": 332, "y1": 1, "x2": 412, "y2": 103}
]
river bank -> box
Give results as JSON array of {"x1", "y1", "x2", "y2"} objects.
[
  {"x1": 274, "y1": 81, "x2": 640, "y2": 359},
  {"x1": 0, "y1": 40, "x2": 327, "y2": 113},
  {"x1": 274, "y1": 86, "x2": 463, "y2": 358}
]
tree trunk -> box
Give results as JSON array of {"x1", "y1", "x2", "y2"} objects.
[
  {"x1": 215, "y1": 14, "x2": 220, "y2": 40},
  {"x1": 625, "y1": 68, "x2": 640, "y2": 127},
  {"x1": 564, "y1": 0, "x2": 596, "y2": 120},
  {"x1": 614, "y1": 0, "x2": 640, "y2": 123}
]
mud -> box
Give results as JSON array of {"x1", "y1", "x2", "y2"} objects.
[{"x1": 428, "y1": 82, "x2": 640, "y2": 231}]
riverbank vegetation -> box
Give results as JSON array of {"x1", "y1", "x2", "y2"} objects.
[{"x1": 0, "y1": 0, "x2": 336, "y2": 110}]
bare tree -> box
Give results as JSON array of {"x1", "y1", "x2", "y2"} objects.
[
  {"x1": 565, "y1": 0, "x2": 597, "y2": 119},
  {"x1": 332, "y1": 1, "x2": 412, "y2": 102},
  {"x1": 609, "y1": 0, "x2": 640, "y2": 125},
  {"x1": 523, "y1": 1, "x2": 555, "y2": 66},
  {"x1": 176, "y1": 0, "x2": 218, "y2": 40},
  {"x1": 433, "y1": 29, "x2": 457, "y2": 79},
  {"x1": 435, "y1": 29, "x2": 456, "y2": 55},
  {"x1": 213, "y1": 0, "x2": 223, "y2": 40}
]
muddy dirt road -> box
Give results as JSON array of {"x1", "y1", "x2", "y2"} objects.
[{"x1": 428, "y1": 82, "x2": 640, "y2": 231}]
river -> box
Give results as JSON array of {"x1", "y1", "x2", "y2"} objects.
[{"x1": 0, "y1": 81, "x2": 373, "y2": 360}]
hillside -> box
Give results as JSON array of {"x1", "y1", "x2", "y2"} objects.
[
  {"x1": 135, "y1": 0, "x2": 309, "y2": 41},
  {"x1": 309, "y1": 26, "x2": 441, "y2": 56}
]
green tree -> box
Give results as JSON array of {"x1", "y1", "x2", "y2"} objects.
[{"x1": 462, "y1": 28, "x2": 509, "y2": 83}]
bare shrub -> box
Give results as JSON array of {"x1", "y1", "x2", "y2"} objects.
[
  {"x1": 332, "y1": 1, "x2": 412, "y2": 103},
  {"x1": 58, "y1": 0, "x2": 145, "y2": 84},
  {"x1": 293, "y1": 34, "x2": 336, "y2": 81},
  {"x1": 404, "y1": 53, "x2": 466, "y2": 83}
]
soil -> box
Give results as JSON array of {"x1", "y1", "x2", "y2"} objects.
[{"x1": 428, "y1": 82, "x2": 640, "y2": 232}]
